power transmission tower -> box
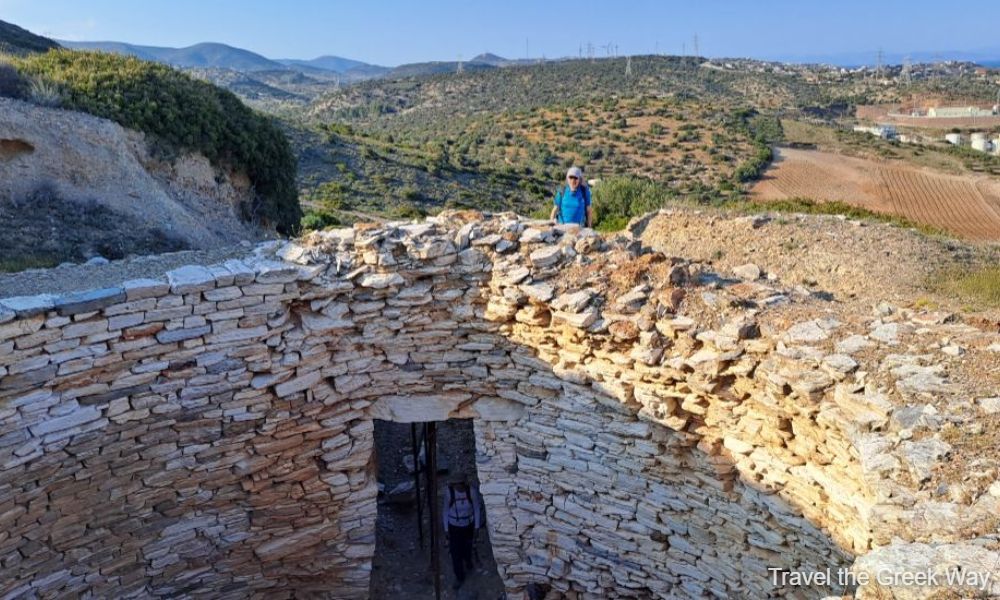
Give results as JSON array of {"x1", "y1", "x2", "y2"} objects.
[
  {"x1": 693, "y1": 34, "x2": 699, "y2": 58},
  {"x1": 901, "y1": 55, "x2": 912, "y2": 86},
  {"x1": 525, "y1": 38, "x2": 529, "y2": 60},
  {"x1": 875, "y1": 47, "x2": 884, "y2": 81},
  {"x1": 625, "y1": 55, "x2": 633, "y2": 79},
  {"x1": 579, "y1": 43, "x2": 583, "y2": 59},
  {"x1": 457, "y1": 54, "x2": 463, "y2": 74}
]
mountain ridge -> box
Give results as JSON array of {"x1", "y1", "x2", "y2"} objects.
[{"x1": 0, "y1": 19, "x2": 61, "y2": 54}]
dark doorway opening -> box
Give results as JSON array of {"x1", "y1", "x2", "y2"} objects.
[{"x1": 370, "y1": 418, "x2": 505, "y2": 599}]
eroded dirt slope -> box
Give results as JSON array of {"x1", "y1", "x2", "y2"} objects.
[{"x1": 0, "y1": 97, "x2": 266, "y2": 269}]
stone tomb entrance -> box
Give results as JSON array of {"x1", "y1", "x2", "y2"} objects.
[{"x1": 369, "y1": 418, "x2": 504, "y2": 599}]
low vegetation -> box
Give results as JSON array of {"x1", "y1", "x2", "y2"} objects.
[
  {"x1": 932, "y1": 266, "x2": 1000, "y2": 309},
  {"x1": 733, "y1": 197, "x2": 946, "y2": 235},
  {"x1": 588, "y1": 177, "x2": 678, "y2": 232},
  {"x1": 297, "y1": 92, "x2": 784, "y2": 230}
]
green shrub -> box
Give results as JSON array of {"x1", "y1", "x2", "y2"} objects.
[
  {"x1": 14, "y1": 50, "x2": 301, "y2": 234},
  {"x1": 300, "y1": 211, "x2": 341, "y2": 231},
  {"x1": 400, "y1": 185, "x2": 422, "y2": 202},
  {"x1": 590, "y1": 177, "x2": 676, "y2": 231},
  {"x1": 388, "y1": 204, "x2": 427, "y2": 221},
  {"x1": 733, "y1": 144, "x2": 773, "y2": 182}
]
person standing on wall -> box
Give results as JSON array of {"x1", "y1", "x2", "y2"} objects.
[
  {"x1": 550, "y1": 166, "x2": 593, "y2": 228},
  {"x1": 443, "y1": 480, "x2": 482, "y2": 589}
]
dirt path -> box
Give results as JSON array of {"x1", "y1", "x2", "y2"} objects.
[{"x1": 371, "y1": 420, "x2": 505, "y2": 600}]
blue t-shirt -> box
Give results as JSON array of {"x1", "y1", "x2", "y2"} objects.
[{"x1": 554, "y1": 186, "x2": 590, "y2": 225}]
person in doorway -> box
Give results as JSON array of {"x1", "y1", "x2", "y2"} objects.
[
  {"x1": 443, "y1": 479, "x2": 482, "y2": 589},
  {"x1": 550, "y1": 166, "x2": 593, "y2": 228}
]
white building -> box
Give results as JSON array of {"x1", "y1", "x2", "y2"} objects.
[
  {"x1": 971, "y1": 132, "x2": 991, "y2": 152},
  {"x1": 853, "y1": 124, "x2": 897, "y2": 139},
  {"x1": 927, "y1": 106, "x2": 996, "y2": 118}
]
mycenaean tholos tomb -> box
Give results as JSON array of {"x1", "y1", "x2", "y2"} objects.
[{"x1": 1, "y1": 212, "x2": 998, "y2": 599}]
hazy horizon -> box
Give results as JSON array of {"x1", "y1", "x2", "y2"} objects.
[{"x1": 5, "y1": 0, "x2": 1000, "y2": 67}]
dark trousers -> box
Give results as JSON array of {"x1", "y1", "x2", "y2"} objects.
[{"x1": 447, "y1": 524, "x2": 474, "y2": 582}]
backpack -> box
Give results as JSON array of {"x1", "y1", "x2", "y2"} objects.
[{"x1": 447, "y1": 486, "x2": 474, "y2": 525}]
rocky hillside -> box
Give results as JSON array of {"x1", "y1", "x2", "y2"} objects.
[{"x1": 0, "y1": 97, "x2": 262, "y2": 271}]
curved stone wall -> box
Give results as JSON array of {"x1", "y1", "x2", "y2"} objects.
[{"x1": 1, "y1": 212, "x2": 998, "y2": 599}]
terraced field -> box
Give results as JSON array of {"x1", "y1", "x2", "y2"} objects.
[{"x1": 752, "y1": 147, "x2": 1000, "y2": 240}]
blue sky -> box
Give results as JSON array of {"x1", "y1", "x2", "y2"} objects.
[{"x1": 4, "y1": 0, "x2": 1000, "y2": 65}]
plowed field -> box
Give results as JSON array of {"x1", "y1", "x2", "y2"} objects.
[{"x1": 752, "y1": 147, "x2": 1000, "y2": 240}]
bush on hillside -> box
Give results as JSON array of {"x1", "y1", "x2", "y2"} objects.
[
  {"x1": 13, "y1": 50, "x2": 301, "y2": 234},
  {"x1": 590, "y1": 177, "x2": 676, "y2": 231},
  {"x1": 0, "y1": 58, "x2": 24, "y2": 98}
]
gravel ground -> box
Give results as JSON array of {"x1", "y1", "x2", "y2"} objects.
[
  {"x1": 634, "y1": 206, "x2": 1000, "y2": 316},
  {"x1": 370, "y1": 419, "x2": 505, "y2": 600},
  {"x1": 0, "y1": 244, "x2": 253, "y2": 298}
]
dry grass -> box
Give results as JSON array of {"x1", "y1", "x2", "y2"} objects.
[{"x1": 932, "y1": 266, "x2": 1000, "y2": 309}]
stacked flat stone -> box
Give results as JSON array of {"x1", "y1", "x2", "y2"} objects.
[{"x1": 1, "y1": 211, "x2": 998, "y2": 599}]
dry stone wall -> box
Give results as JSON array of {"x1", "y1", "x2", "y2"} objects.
[{"x1": 1, "y1": 211, "x2": 998, "y2": 599}]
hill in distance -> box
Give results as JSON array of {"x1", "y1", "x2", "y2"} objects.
[
  {"x1": 470, "y1": 52, "x2": 508, "y2": 65},
  {"x1": 278, "y1": 55, "x2": 387, "y2": 74},
  {"x1": 61, "y1": 39, "x2": 392, "y2": 79},
  {"x1": 61, "y1": 40, "x2": 288, "y2": 71},
  {"x1": 58, "y1": 37, "x2": 539, "y2": 82},
  {"x1": 60, "y1": 39, "x2": 391, "y2": 85},
  {"x1": 0, "y1": 19, "x2": 60, "y2": 54}
]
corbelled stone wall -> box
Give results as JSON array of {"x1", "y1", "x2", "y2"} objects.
[{"x1": 2, "y1": 212, "x2": 998, "y2": 599}]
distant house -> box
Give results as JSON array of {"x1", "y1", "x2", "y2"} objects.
[
  {"x1": 853, "y1": 124, "x2": 897, "y2": 140},
  {"x1": 927, "y1": 106, "x2": 995, "y2": 118}
]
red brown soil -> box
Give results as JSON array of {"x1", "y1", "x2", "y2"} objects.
[{"x1": 751, "y1": 147, "x2": 1000, "y2": 240}]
